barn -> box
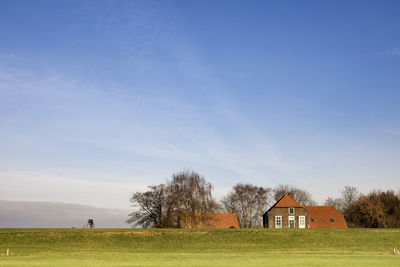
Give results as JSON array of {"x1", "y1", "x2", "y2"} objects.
[
  {"x1": 180, "y1": 212, "x2": 240, "y2": 229},
  {"x1": 263, "y1": 194, "x2": 347, "y2": 229},
  {"x1": 304, "y1": 205, "x2": 348, "y2": 228}
]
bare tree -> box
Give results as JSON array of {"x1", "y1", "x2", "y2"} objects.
[
  {"x1": 324, "y1": 197, "x2": 343, "y2": 211},
  {"x1": 127, "y1": 184, "x2": 166, "y2": 228},
  {"x1": 127, "y1": 170, "x2": 218, "y2": 228},
  {"x1": 273, "y1": 184, "x2": 315, "y2": 205},
  {"x1": 165, "y1": 170, "x2": 219, "y2": 228},
  {"x1": 341, "y1": 186, "x2": 359, "y2": 212},
  {"x1": 324, "y1": 186, "x2": 359, "y2": 213},
  {"x1": 221, "y1": 183, "x2": 270, "y2": 228}
]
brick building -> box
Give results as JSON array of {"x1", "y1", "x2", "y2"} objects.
[{"x1": 263, "y1": 194, "x2": 347, "y2": 229}]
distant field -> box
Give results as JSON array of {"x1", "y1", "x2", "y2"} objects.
[{"x1": 1, "y1": 228, "x2": 400, "y2": 266}]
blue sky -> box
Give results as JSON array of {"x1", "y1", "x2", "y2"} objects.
[{"x1": 1, "y1": 0, "x2": 400, "y2": 208}]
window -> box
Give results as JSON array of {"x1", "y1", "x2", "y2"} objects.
[
  {"x1": 299, "y1": 216, "x2": 305, "y2": 228},
  {"x1": 330, "y1": 218, "x2": 335, "y2": 222},
  {"x1": 311, "y1": 218, "x2": 315, "y2": 222},
  {"x1": 289, "y1": 207, "x2": 294, "y2": 214},
  {"x1": 275, "y1": 216, "x2": 282, "y2": 228}
]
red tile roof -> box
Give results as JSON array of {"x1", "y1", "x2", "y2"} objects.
[
  {"x1": 180, "y1": 213, "x2": 240, "y2": 229},
  {"x1": 201, "y1": 213, "x2": 240, "y2": 229},
  {"x1": 304, "y1": 206, "x2": 348, "y2": 228},
  {"x1": 274, "y1": 194, "x2": 303, "y2": 207}
]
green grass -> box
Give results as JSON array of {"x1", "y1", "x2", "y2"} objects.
[{"x1": 1, "y1": 228, "x2": 400, "y2": 266}]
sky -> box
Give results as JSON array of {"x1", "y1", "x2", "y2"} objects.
[
  {"x1": 0, "y1": 200, "x2": 129, "y2": 228},
  {"x1": 1, "y1": 0, "x2": 400, "y2": 222}
]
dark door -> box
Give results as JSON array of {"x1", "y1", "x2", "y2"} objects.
[{"x1": 289, "y1": 218, "x2": 295, "y2": 228}]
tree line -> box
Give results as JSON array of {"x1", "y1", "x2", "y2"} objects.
[
  {"x1": 325, "y1": 186, "x2": 400, "y2": 228},
  {"x1": 127, "y1": 170, "x2": 400, "y2": 228}
]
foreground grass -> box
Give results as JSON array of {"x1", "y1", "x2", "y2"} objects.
[
  {"x1": 2, "y1": 252, "x2": 400, "y2": 267},
  {"x1": 1, "y1": 228, "x2": 400, "y2": 266}
]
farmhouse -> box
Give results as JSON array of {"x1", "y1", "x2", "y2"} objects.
[
  {"x1": 180, "y1": 212, "x2": 240, "y2": 229},
  {"x1": 262, "y1": 194, "x2": 347, "y2": 229}
]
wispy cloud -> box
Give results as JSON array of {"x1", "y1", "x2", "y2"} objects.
[
  {"x1": 377, "y1": 48, "x2": 400, "y2": 57},
  {"x1": 0, "y1": 63, "x2": 297, "y2": 187},
  {"x1": 2, "y1": 62, "x2": 398, "y2": 207}
]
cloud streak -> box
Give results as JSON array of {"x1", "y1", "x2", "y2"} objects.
[{"x1": 377, "y1": 48, "x2": 400, "y2": 57}]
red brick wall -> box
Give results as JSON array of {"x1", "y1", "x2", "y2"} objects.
[{"x1": 264, "y1": 207, "x2": 309, "y2": 228}]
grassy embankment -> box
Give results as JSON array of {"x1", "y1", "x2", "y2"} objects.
[{"x1": 0, "y1": 228, "x2": 400, "y2": 266}]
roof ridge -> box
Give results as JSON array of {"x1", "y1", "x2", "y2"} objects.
[
  {"x1": 303, "y1": 205, "x2": 335, "y2": 208},
  {"x1": 264, "y1": 194, "x2": 303, "y2": 215}
]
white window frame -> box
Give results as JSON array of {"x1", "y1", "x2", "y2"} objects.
[
  {"x1": 299, "y1": 216, "x2": 305, "y2": 229},
  {"x1": 288, "y1": 216, "x2": 295, "y2": 228},
  {"x1": 289, "y1": 207, "x2": 295, "y2": 214},
  {"x1": 275, "y1": 216, "x2": 282, "y2": 228}
]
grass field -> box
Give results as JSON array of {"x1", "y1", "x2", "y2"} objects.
[{"x1": 1, "y1": 228, "x2": 400, "y2": 266}]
